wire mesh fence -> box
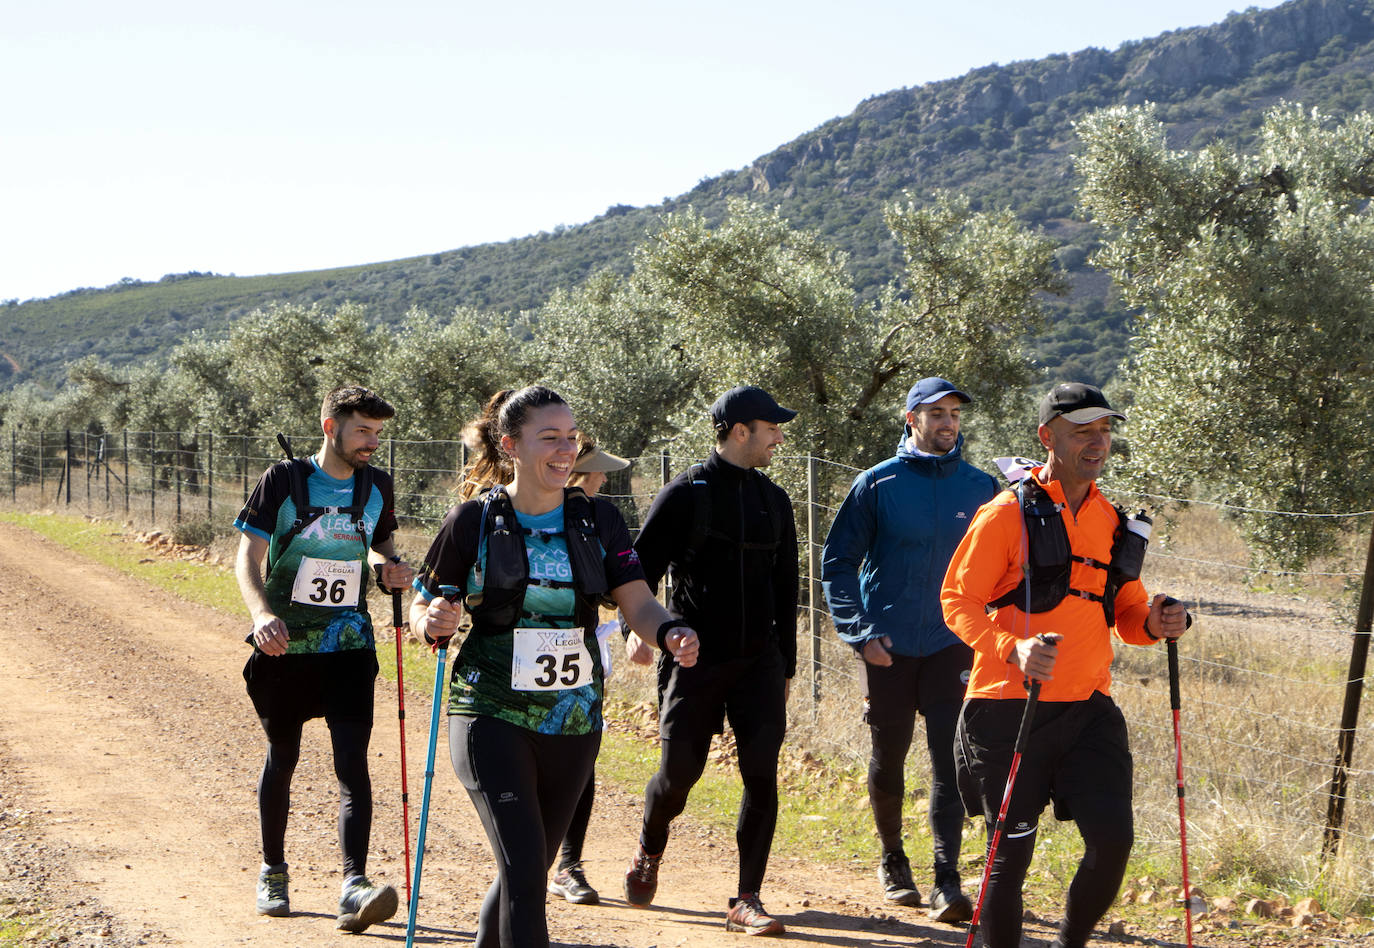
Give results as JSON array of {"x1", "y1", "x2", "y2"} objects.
[{"x1": 4, "y1": 428, "x2": 1374, "y2": 897}]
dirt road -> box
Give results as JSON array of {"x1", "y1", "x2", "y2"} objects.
[{"x1": 0, "y1": 521, "x2": 1021, "y2": 947}]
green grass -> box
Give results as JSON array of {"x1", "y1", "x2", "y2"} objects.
[
  {"x1": 0, "y1": 511, "x2": 243, "y2": 613},
  {"x1": 0, "y1": 918, "x2": 26, "y2": 947}
]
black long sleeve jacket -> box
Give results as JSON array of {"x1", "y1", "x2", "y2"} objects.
[{"x1": 633, "y1": 450, "x2": 799, "y2": 678}]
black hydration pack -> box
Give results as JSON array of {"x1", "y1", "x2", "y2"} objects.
[
  {"x1": 679, "y1": 462, "x2": 784, "y2": 569},
  {"x1": 265, "y1": 435, "x2": 373, "y2": 580},
  {"x1": 464, "y1": 485, "x2": 610, "y2": 634},
  {"x1": 988, "y1": 476, "x2": 1151, "y2": 627}
]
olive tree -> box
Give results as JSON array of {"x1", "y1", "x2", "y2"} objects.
[
  {"x1": 633, "y1": 195, "x2": 1063, "y2": 468},
  {"x1": 1077, "y1": 103, "x2": 1374, "y2": 567}
]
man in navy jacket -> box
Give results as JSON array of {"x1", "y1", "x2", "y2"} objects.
[{"x1": 822, "y1": 377, "x2": 997, "y2": 922}]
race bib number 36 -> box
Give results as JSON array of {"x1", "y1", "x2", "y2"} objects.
[
  {"x1": 511, "y1": 628, "x2": 594, "y2": 692},
  {"x1": 290, "y1": 557, "x2": 363, "y2": 608}
]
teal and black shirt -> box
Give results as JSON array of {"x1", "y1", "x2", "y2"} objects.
[
  {"x1": 234, "y1": 457, "x2": 398, "y2": 654},
  {"x1": 414, "y1": 495, "x2": 644, "y2": 736}
]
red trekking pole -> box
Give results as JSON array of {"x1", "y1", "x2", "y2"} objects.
[
  {"x1": 1167, "y1": 635, "x2": 1193, "y2": 947},
  {"x1": 965, "y1": 675, "x2": 1043, "y2": 948},
  {"x1": 392, "y1": 588, "x2": 413, "y2": 905}
]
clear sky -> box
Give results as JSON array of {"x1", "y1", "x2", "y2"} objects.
[{"x1": 2, "y1": 0, "x2": 1286, "y2": 303}]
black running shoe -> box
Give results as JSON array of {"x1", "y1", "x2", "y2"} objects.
[
  {"x1": 926, "y1": 868, "x2": 973, "y2": 923},
  {"x1": 878, "y1": 850, "x2": 921, "y2": 906}
]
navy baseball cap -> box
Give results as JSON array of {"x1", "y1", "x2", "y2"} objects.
[
  {"x1": 905, "y1": 377, "x2": 971, "y2": 411},
  {"x1": 1038, "y1": 382, "x2": 1127, "y2": 426},
  {"x1": 710, "y1": 385, "x2": 797, "y2": 432}
]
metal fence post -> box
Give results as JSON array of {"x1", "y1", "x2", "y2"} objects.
[
  {"x1": 175, "y1": 432, "x2": 183, "y2": 524},
  {"x1": 1322, "y1": 516, "x2": 1374, "y2": 861},
  {"x1": 207, "y1": 432, "x2": 214, "y2": 521},
  {"x1": 64, "y1": 430, "x2": 71, "y2": 506},
  {"x1": 38, "y1": 431, "x2": 44, "y2": 499},
  {"x1": 150, "y1": 432, "x2": 157, "y2": 523},
  {"x1": 10, "y1": 430, "x2": 15, "y2": 503},
  {"x1": 123, "y1": 432, "x2": 130, "y2": 515},
  {"x1": 241, "y1": 434, "x2": 249, "y2": 503},
  {"x1": 807, "y1": 453, "x2": 821, "y2": 713},
  {"x1": 84, "y1": 431, "x2": 91, "y2": 511}
]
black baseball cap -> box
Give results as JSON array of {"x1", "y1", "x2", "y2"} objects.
[
  {"x1": 710, "y1": 385, "x2": 797, "y2": 433},
  {"x1": 1038, "y1": 382, "x2": 1127, "y2": 426},
  {"x1": 906, "y1": 376, "x2": 971, "y2": 411}
]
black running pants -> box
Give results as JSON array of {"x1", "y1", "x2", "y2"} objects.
[{"x1": 451, "y1": 714, "x2": 599, "y2": 948}]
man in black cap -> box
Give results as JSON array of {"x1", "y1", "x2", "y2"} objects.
[
  {"x1": 623, "y1": 385, "x2": 799, "y2": 936},
  {"x1": 822, "y1": 376, "x2": 997, "y2": 921},
  {"x1": 941, "y1": 382, "x2": 1190, "y2": 948}
]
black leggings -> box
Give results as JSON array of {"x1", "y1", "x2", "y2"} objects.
[
  {"x1": 862, "y1": 646, "x2": 970, "y2": 872},
  {"x1": 451, "y1": 714, "x2": 599, "y2": 948},
  {"x1": 258, "y1": 717, "x2": 373, "y2": 877},
  {"x1": 956, "y1": 693, "x2": 1134, "y2": 948},
  {"x1": 642, "y1": 733, "x2": 781, "y2": 895},
  {"x1": 557, "y1": 770, "x2": 596, "y2": 870}
]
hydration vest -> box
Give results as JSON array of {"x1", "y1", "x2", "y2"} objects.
[
  {"x1": 464, "y1": 485, "x2": 610, "y2": 634},
  {"x1": 265, "y1": 456, "x2": 374, "y2": 581},
  {"x1": 679, "y1": 462, "x2": 784, "y2": 570},
  {"x1": 988, "y1": 477, "x2": 1148, "y2": 627}
]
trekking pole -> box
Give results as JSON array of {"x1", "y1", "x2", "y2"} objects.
[
  {"x1": 1168, "y1": 630, "x2": 1194, "y2": 948},
  {"x1": 966, "y1": 673, "x2": 1044, "y2": 948},
  {"x1": 392, "y1": 586, "x2": 413, "y2": 906},
  {"x1": 405, "y1": 585, "x2": 457, "y2": 948}
]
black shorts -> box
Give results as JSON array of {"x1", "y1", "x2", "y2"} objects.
[
  {"x1": 656, "y1": 648, "x2": 786, "y2": 743},
  {"x1": 955, "y1": 690, "x2": 1132, "y2": 827},
  {"x1": 859, "y1": 641, "x2": 972, "y2": 726},
  {"x1": 243, "y1": 649, "x2": 379, "y2": 743}
]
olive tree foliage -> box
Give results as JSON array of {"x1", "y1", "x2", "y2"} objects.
[
  {"x1": 632, "y1": 195, "x2": 1064, "y2": 470},
  {"x1": 535, "y1": 271, "x2": 701, "y2": 461},
  {"x1": 882, "y1": 191, "x2": 1066, "y2": 467},
  {"x1": 374, "y1": 307, "x2": 515, "y2": 442},
  {"x1": 216, "y1": 302, "x2": 384, "y2": 436},
  {"x1": 1077, "y1": 103, "x2": 1374, "y2": 568}
]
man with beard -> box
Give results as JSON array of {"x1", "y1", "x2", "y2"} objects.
[
  {"x1": 623, "y1": 385, "x2": 799, "y2": 936},
  {"x1": 822, "y1": 377, "x2": 996, "y2": 922},
  {"x1": 234, "y1": 385, "x2": 413, "y2": 933}
]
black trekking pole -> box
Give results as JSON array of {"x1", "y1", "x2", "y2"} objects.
[
  {"x1": 1168, "y1": 631, "x2": 1194, "y2": 947},
  {"x1": 392, "y1": 586, "x2": 413, "y2": 907},
  {"x1": 965, "y1": 674, "x2": 1043, "y2": 948}
]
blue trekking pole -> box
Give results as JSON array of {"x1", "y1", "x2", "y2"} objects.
[{"x1": 405, "y1": 584, "x2": 458, "y2": 948}]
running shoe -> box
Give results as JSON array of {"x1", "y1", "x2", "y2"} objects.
[
  {"x1": 878, "y1": 850, "x2": 922, "y2": 906},
  {"x1": 336, "y1": 875, "x2": 399, "y2": 933},
  {"x1": 255, "y1": 864, "x2": 290, "y2": 917},
  {"x1": 549, "y1": 863, "x2": 600, "y2": 905},
  {"x1": 623, "y1": 846, "x2": 663, "y2": 907},
  {"x1": 926, "y1": 868, "x2": 973, "y2": 923},
  {"x1": 725, "y1": 892, "x2": 785, "y2": 936}
]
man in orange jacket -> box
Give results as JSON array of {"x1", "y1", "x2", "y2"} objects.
[{"x1": 941, "y1": 383, "x2": 1190, "y2": 948}]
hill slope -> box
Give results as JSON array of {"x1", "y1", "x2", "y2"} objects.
[{"x1": 4, "y1": 0, "x2": 1372, "y2": 391}]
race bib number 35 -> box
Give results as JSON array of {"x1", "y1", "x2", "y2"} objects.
[
  {"x1": 511, "y1": 628, "x2": 594, "y2": 692},
  {"x1": 290, "y1": 557, "x2": 363, "y2": 608}
]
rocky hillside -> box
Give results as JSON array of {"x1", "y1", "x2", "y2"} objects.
[{"x1": 4, "y1": 0, "x2": 1372, "y2": 391}]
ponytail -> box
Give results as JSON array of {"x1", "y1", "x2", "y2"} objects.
[{"x1": 457, "y1": 385, "x2": 568, "y2": 501}]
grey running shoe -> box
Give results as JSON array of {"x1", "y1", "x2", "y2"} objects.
[
  {"x1": 725, "y1": 892, "x2": 785, "y2": 936},
  {"x1": 878, "y1": 850, "x2": 922, "y2": 906},
  {"x1": 926, "y1": 868, "x2": 973, "y2": 923},
  {"x1": 549, "y1": 863, "x2": 600, "y2": 905},
  {"x1": 337, "y1": 875, "x2": 399, "y2": 933},
  {"x1": 256, "y1": 864, "x2": 290, "y2": 917},
  {"x1": 623, "y1": 846, "x2": 663, "y2": 907}
]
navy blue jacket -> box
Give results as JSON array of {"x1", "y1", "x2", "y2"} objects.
[{"x1": 822, "y1": 435, "x2": 997, "y2": 657}]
